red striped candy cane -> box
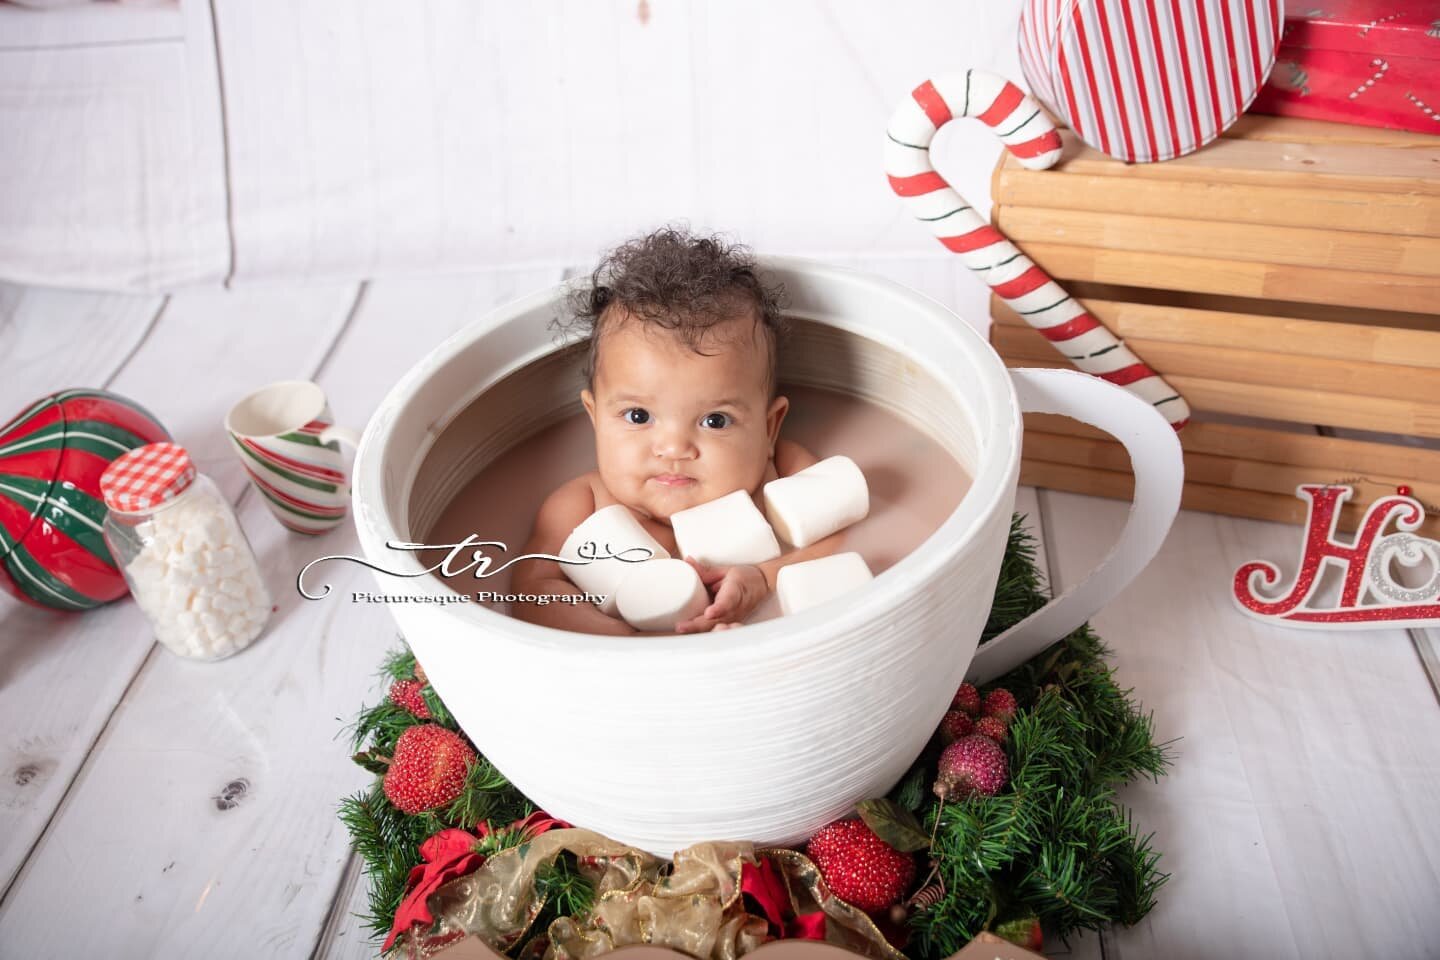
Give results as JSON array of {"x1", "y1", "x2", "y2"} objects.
[{"x1": 885, "y1": 69, "x2": 1191, "y2": 429}]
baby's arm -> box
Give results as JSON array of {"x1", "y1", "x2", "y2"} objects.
[{"x1": 510, "y1": 476, "x2": 637, "y2": 636}]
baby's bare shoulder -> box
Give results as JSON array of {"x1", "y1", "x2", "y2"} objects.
[
  {"x1": 530, "y1": 474, "x2": 599, "y2": 547},
  {"x1": 774, "y1": 439, "x2": 819, "y2": 477}
]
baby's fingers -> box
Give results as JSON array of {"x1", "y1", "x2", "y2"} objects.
[{"x1": 685, "y1": 556, "x2": 728, "y2": 587}]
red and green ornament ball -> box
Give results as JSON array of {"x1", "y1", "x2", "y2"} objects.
[{"x1": 0, "y1": 389, "x2": 170, "y2": 611}]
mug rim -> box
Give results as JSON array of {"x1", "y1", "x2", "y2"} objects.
[
  {"x1": 350, "y1": 256, "x2": 1023, "y2": 654},
  {"x1": 225, "y1": 379, "x2": 327, "y2": 439}
]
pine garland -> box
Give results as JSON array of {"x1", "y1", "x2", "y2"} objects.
[
  {"x1": 338, "y1": 515, "x2": 1171, "y2": 955},
  {"x1": 900, "y1": 517, "x2": 1172, "y2": 957}
]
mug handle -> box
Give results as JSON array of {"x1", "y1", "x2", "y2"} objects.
[
  {"x1": 319, "y1": 424, "x2": 362, "y2": 450},
  {"x1": 966, "y1": 367, "x2": 1184, "y2": 682}
]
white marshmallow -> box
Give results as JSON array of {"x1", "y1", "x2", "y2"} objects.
[
  {"x1": 776, "y1": 551, "x2": 875, "y2": 616},
  {"x1": 615, "y1": 558, "x2": 710, "y2": 632},
  {"x1": 763, "y1": 455, "x2": 870, "y2": 548},
  {"x1": 120, "y1": 485, "x2": 270, "y2": 659},
  {"x1": 670, "y1": 490, "x2": 781, "y2": 568},
  {"x1": 559, "y1": 504, "x2": 670, "y2": 614}
]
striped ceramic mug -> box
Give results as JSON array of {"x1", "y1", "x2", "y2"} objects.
[{"x1": 225, "y1": 381, "x2": 360, "y2": 535}]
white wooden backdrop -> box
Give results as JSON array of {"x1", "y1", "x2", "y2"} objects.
[
  {"x1": 1, "y1": 0, "x2": 1027, "y2": 311},
  {"x1": 2, "y1": 2, "x2": 1439, "y2": 958}
]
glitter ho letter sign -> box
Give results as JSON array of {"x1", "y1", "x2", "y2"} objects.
[{"x1": 1233, "y1": 485, "x2": 1440, "y2": 629}]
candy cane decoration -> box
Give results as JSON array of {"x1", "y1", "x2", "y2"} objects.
[{"x1": 885, "y1": 69, "x2": 1191, "y2": 429}]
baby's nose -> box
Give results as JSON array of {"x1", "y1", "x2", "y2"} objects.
[{"x1": 652, "y1": 424, "x2": 697, "y2": 459}]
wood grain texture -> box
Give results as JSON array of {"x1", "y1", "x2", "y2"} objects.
[
  {"x1": 993, "y1": 324, "x2": 1440, "y2": 402},
  {"x1": 1021, "y1": 459, "x2": 1440, "y2": 540},
  {"x1": 992, "y1": 168, "x2": 1440, "y2": 237},
  {"x1": 996, "y1": 206, "x2": 1440, "y2": 278},
  {"x1": 0, "y1": 2, "x2": 182, "y2": 51},
  {"x1": 1003, "y1": 242, "x2": 1439, "y2": 316},
  {"x1": 0, "y1": 283, "x2": 164, "y2": 895},
  {"x1": 1002, "y1": 354, "x2": 1440, "y2": 438},
  {"x1": 1023, "y1": 414, "x2": 1440, "y2": 490},
  {"x1": 992, "y1": 298, "x2": 1440, "y2": 369},
  {"x1": 0, "y1": 0, "x2": 227, "y2": 291},
  {"x1": 1005, "y1": 128, "x2": 1440, "y2": 194},
  {"x1": 1044, "y1": 493, "x2": 1440, "y2": 958},
  {"x1": 0, "y1": 282, "x2": 361, "y2": 951},
  {"x1": 205, "y1": 0, "x2": 1031, "y2": 282},
  {"x1": 1223, "y1": 113, "x2": 1440, "y2": 148}
]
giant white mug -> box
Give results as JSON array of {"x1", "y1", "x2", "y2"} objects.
[{"x1": 348, "y1": 258, "x2": 1183, "y2": 857}]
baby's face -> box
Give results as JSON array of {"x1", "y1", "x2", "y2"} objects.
[{"x1": 581, "y1": 312, "x2": 787, "y2": 522}]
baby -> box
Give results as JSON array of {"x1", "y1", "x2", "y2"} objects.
[{"x1": 512, "y1": 227, "x2": 844, "y2": 635}]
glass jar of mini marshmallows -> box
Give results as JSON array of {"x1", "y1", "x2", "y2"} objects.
[{"x1": 100, "y1": 442, "x2": 271, "y2": 660}]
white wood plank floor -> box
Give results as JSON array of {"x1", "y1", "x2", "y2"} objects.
[{"x1": 1, "y1": 262, "x2": 1436, "y2": 960}]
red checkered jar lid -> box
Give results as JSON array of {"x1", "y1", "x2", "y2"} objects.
[{"x1": 100, "y1": 442, "x2": 198, "y2": 513}]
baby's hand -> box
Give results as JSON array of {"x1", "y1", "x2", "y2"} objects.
[{"x1": 674, "y1": 558, "x2": 768, "y2": 633}]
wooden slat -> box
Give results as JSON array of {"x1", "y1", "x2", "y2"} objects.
[
  {"x1": 1001, "y1": 353, "x2": 1440, "y2": 437},
  {"x1": 1023, "y1": 430, "x2": 1439, "y2": 537},
  {"x1": 0, "y1": 284, "x2": 165, "y2": 897},
  {"x1": 992, "y1": 297, "x2": 1440, "y2": 369},
  {"x1": 1223, "y1": 113, "x2": 1440, "y2": 148},
  {"x1": 1055, "y1": 283, "x2": 1440, "y2": 333},
  {"x1": 1019, "y1": 459, "x2": 1440, "y2": 536},
  {"x1": 0, "y1": 282, "x2": 362, "y2": 947},
  {"x1": 1013, "y1": 130, "x2": 1440, "y2": 195},
  {"x1": 996, "y1": 207, "x2": 1440, "y2": 278},
  {"x1": 991, "y1": 323, "x2": 1440, "y2": 402},
  {"x1": 1023, "y1": 413, "x2": 1440, "y2": 483},
  {"x1": 1008, "y1": 242, "x2": 1439, "y2": 315},
  {"x1": 994, "y1": 167, "x2": 1440, "y2": 237}
]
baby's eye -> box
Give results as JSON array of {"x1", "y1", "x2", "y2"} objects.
[
  {"x1": 622, "y1": 408, "x2": 651, "y2": 425},
  {"x1": 700, "y1": 412, "x2": 731, "y2": 430}
]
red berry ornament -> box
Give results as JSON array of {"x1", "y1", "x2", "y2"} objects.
[
  {"x1": 951, "y1": 682, "x2": 981, "y2": 716},
  {"x1": 383, "y1": 724, "x2": 476, "y2": 815},
  {"x1": 805, "y1": 818, "x2": 916, "y2": 913},
  {"x1": 938, "y1": 710, "x2": 974, "y2": 743},
  {"x1": 974, "y1": 715, "x2": 1008, "y2": 744},
  {"x1": 934, "y1": 735, "x2": 1009, "y2": 800},
  {"x1": 388, "y1": 679, "x2": 432, "y2": 719},
  {"x1": 981, "y1": 688, "x2": 1018, "y2": 723}
]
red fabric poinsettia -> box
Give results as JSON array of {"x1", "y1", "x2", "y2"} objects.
[
  {"x1": 740, "y1": 856, "x2": 827, "y2": 941},
  {"x1": 384, "y1": 812, "x2": 570, "y2": 952},
  {"x1": 383, "y1": 828, "x2": 484, "y2": 952}
]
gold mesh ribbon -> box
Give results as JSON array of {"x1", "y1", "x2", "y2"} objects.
[{"x1": 387, "y1": 829, "x2": 905, "y2": 960}]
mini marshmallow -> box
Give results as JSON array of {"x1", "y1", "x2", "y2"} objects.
[
  {"x1": 763, "y1": 455, "x2": 870, "y2": 548},
  {"x1": 776, "y1": 551, "x2": 875, "y2": 616},
  {"x1": 559, "y1": 504, "x2": 670, "y2": 614},
  {"x1": 670, "y1": 490, "x2": 781, "y2": 568},
  {"x1": 615, "y1": 558, "x2": 710, "y2": 632}
]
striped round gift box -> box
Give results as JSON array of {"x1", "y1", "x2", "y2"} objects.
[
  {"x1": 0, "y1": 389, "x2": 170, "y2": 611},
  {"x1": 1020, "y1": 0, "x2": 1282, "y2": 163}
]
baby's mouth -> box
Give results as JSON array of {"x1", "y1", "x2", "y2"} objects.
[{"x1": 651, "y1": 474, "x2": 696, "y2": 487}]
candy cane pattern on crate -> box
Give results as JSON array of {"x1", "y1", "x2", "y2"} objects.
[
  {"x1": 1020, "y1": 0, "x2": 1282, "y2": 163},
  {"x1": 227, "y1": 418, "x2": 350, "y2": 535},
  {"x1": 885, "y1": 69, "x2": 1191, "y2": 428}
]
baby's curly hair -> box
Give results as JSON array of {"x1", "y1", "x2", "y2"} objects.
[{"x1": 557, "y1": 226, "x2": 789, "y2": 396}]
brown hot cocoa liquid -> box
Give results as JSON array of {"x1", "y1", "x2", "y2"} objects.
[{"x1": 424, "y1": 384, "x2": 971, "y2": 623}]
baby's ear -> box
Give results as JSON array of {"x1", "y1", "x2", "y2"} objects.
[
  {"x1": 581, "y1": 389, "x2": 597, "y2": 425},
  {"x1": 765, "y1": 395, "x2": 789, "y2": 446}
]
